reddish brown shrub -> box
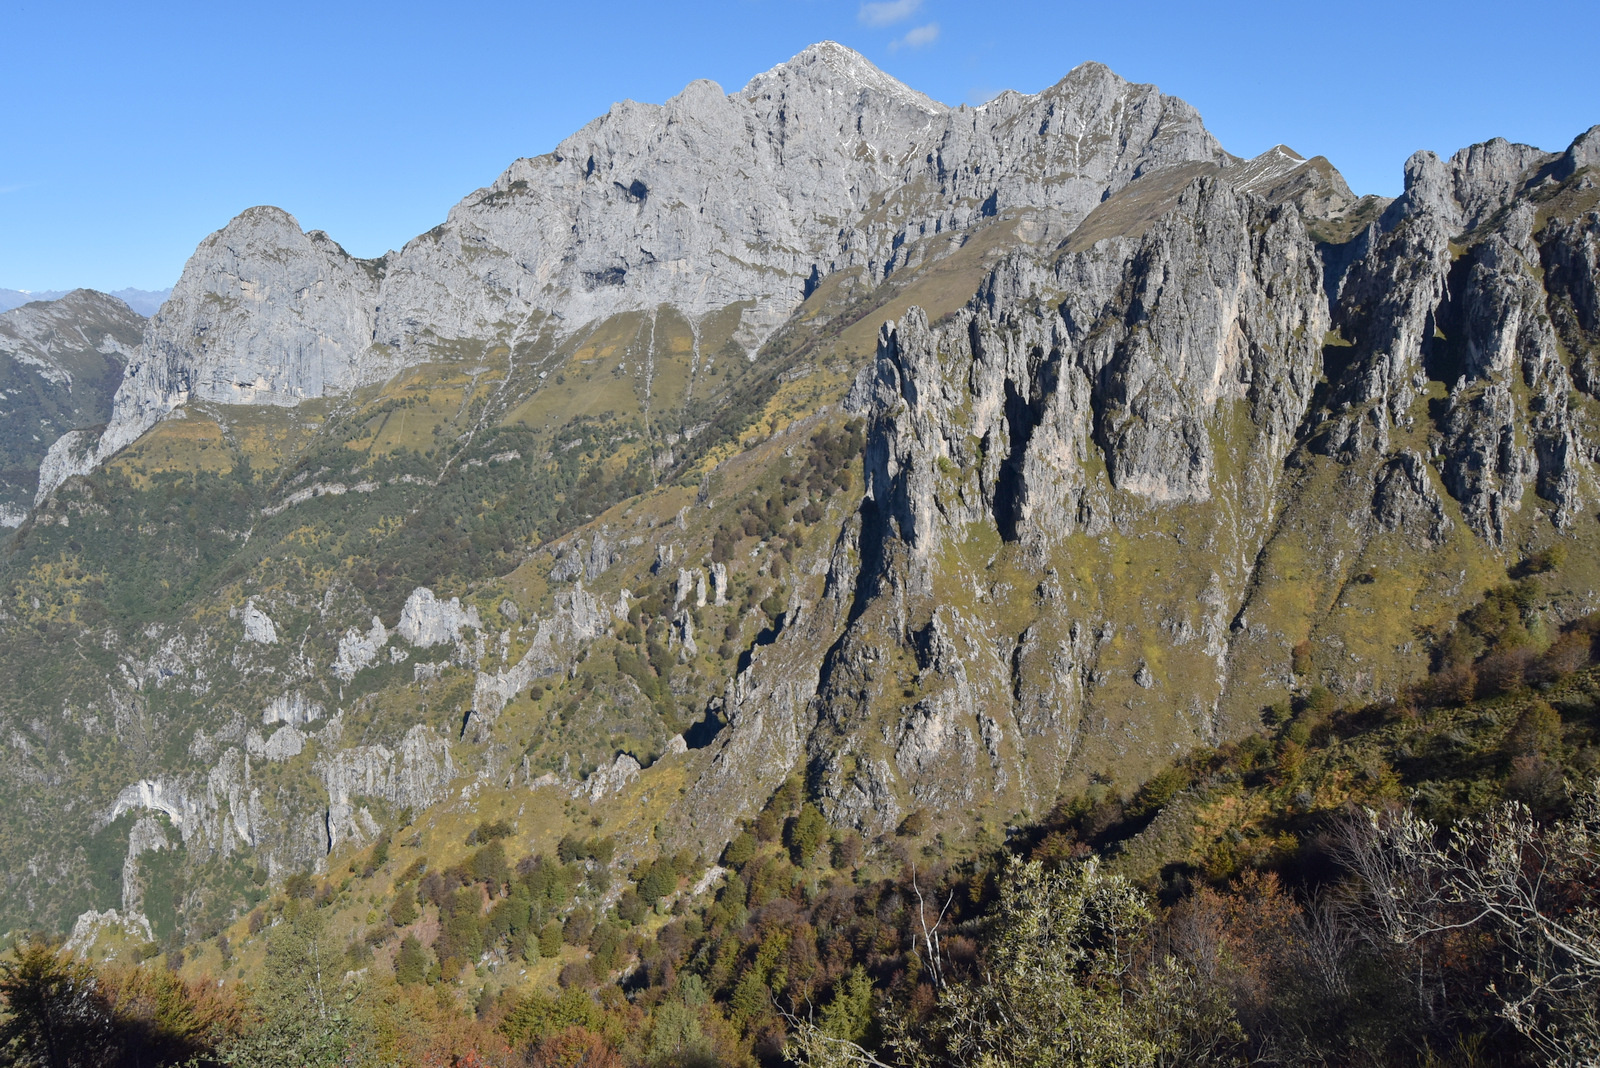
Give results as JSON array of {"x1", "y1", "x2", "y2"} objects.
[
  {"x1": 527, "y1": 1026, "x2": 620, "y2": 1068},
  {"x1": 1476, "y1": 647, "x2": 1534, "y2": 697}
]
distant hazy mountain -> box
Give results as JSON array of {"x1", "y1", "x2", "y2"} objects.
[
  {"x1": 0, "y1": 289, "x2": 69, "y2": 311},
  {"x1": 0, "y1": 286, "x2": 171, "y2": 315}
]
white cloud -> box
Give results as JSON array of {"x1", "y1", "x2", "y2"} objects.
[
  {"x1": 859, "y1": 0, "x2": 922, "y2": 27},
  {"x1": 0, "y1": 184, "x2": 24, "y2": 195},
  {"x1": 888, "y1": 22, "x2": 940, "y2": 50}
]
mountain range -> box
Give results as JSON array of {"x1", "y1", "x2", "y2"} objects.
[
  {"x1": 0, "y1": 287, "x2": 172, "y2": 315},
  {"x1": 1, "y1": 39, "x2": 1597, "y2": 974}
]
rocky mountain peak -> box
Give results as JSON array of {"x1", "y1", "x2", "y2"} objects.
[
  {"x1": 0, "y1": 287, "x2": 143, "y2": 520},
  {"x1": 1227, "y1": 144, "x2": 1306, "y2": 188},
  {"x1": 1227, "y1": 145, "x2": 1357, "y2": 218},
  {"x1": 1556, "y1": 123, "x2": 1600, "y2": 178},
  {"x1": 97, "y1": 204, "x2": 390, "y2": 457},
  {"x1": 1384, "y1": 130, "x2": 1593, "y2": 233},
  {"x1": 72, "y1": 47, "x2": 1306, "y2": 502},
  {"x1": 7, "y1": 287, "x2": 138, "y2": 324},
  {"x1": 739, "y1": 40, "x2": 946, "y2": 116}
]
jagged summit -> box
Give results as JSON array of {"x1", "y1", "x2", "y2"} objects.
[
  {"x1": 86, "y1": 45, "x2": 1236, "y2": 467},
  {"x1": 740, "y1": 40, "x2": 947, "y2": 114},
  {"x1": 98, "y1": 200, "x2": 390, "y2": 463},
  {"x1": 1219, "y1": 144, "x2": 1357, "y2": 216},
  {"x1": 0, "y1": 287, "x2": 142, "y2": 522}
]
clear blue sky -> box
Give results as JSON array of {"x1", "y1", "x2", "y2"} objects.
[{"x1": 3, "y1": 0, "x2": 1596, "y2": 292}]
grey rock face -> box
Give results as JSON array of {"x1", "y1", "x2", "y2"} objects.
[
  {"x1": 677, "y1": 120, "x2": 1600, "y2": 840},
  {"x1": 239, "y1": 599, "x2": 279, "y2": 644},
  {"x1": 99, "y1": 207, "x2": 389, "y2": 457},
  {"x1": 864, "y1": 175, "x2": 1325, "y2": 581},
  {"x1": 0, "y1": 289, "x2": 142, "y2": 514},
  {"x1": 397, "y1": 587, "x2": 481, "y2": 647},
  {"x1": 261, "y1": 692, "x2": 323, "y2": 727},
  {"x1": 1372, "y1": 451, "x2": 1453, "y2": 545},
  {"x1": 576, "y1": 753, "x2": 641, "y2": 802},
  {"x1": 1385, "y1": 138, "x2": 1557, "y2": 235},
  {"x1": 318, "y1": 724, "x2": 456, "y2": 852},
  {"x1": 333, "y1": 617, "x2": 390, "y2": 681},
  {"x1": 467, "y1": 582, "x2": 613, "y2": 743},
  {"x1": 34, "y1": 430, "x2": 98, "y2": 507},
  {"x1": 1330, "y1": 127, "x2": 1599, "y2": 542},
  {"x1": 371, "y1": 49, "x2": 1225, "y2": 363},
  {"x1": 85, "y1": 43, "x2": 1230, "y2": 482},
  {"x1": 1542, "y1": 207, "x2": 1600, "y2": 397},
  {"x1": 247, "y1": 725, "x2": 306, "y2": 762}
]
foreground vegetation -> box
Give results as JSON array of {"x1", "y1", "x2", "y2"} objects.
[{"x1": 4, "y1": 567, "x2": 1599, "y2": 1068}]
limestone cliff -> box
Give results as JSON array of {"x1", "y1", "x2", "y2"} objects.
[
  {"x1": 88, "y1": 44, "x2": 1230, "y2": 477},
  {"x1": 99, "y1": 207, "x2": 389, "y2": 457},
  {"x1": 0, "y1": 290, "x2": 142, "y2": 521},
  {"x1": 665, "y1": 123, "x2": 1600, "y2": 848}
]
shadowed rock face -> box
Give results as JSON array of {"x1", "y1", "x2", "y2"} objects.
[
  {"x1": 0, "y1": 289, "x2": 144, "y2": 520},
  {"x1": 673, "y1": 175, "x2": 1329, "y2": 842}
]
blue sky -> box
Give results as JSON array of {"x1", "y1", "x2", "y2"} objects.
[{"x1": 3, "y1": 0, "x2": 1596, "y2": 292}]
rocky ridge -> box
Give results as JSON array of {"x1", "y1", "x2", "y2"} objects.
[
  {"x1": 1, "y1": 44, "x2": 1598, "y2": 960},
  {"x1": 0, "y1": 289, "x2": 144, "y2": 523},
  {"x1": 86, "y1": 43, "x2": 1239, "y2": 469}
]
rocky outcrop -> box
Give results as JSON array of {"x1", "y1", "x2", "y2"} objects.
[
  {"x1": 576, "y1": 752, "x2": 641, "y2": 801},
  {"x1": 0, "y1": 289, "x2": 142, "y2": 512},
  {"x1": 1372, "y1": 451, "x2": 1453, "y2": 545},
  {"x1": 261, "y1": 692, "x2": 323, "y2": 726},
  {"x1": 673, "y1": 163, "x2": 1338, "y2": 829},
  {"x1": 1543, "y1": 207, "x2": 1600, "y2": 396},
  {"x1": 239, "y1": 599, "x2": 279, "y2": 644},
  {"x1": 1328, "y1": 129, "x2": 1598, "y2": 541},
  {"x1": 333, "y1": 617, "x2": 389, "y2": 681},
  {"x1": 1224, "y1": 146, "x2": 1357, "y2": 216},
  {"x1": 397, "y1": 587, "x2": 481, "y2": 647},
  {"x1": 34, "y1": 430, "x2": 98, "y2": 506},
  {"x1": 467, "y1": 582, "x2": 611, "y2": 743},
  {"x1": 861, "y1": 174, "x2": 1324, "y2": 582},
  {"x1": 319, "y1": 724, "x2": 457, "y2": 851},
  {"x1": 97, "y1": 207, "x2": 390, "y2": 457},
  {"x1": 246, "y1": 725, "x2": 306, "y2": 762},
  {"x1": 677, "y1": 122, "x2": 1600, "y2": 839}
]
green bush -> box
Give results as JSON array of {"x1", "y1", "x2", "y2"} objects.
[
  {"x1": 388, "y1": 891, "x2": 418, "y2": 927},
  {"x1": 723, "y1": 831, "x2": 757, "y2": 869},
  {"x1": 787, "y1": 803, "x2": 829, "y2": 866},
  {"x1": 394, "y1": 934, "x2": 427, "y2": 985},
  {"x1": 538, "y1": 921, "x2": 563, "y2": 958}
]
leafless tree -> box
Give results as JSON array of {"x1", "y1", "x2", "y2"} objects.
[{"x1": 1334, "y1": 780, "x2": 1600, "y2": 1065}]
